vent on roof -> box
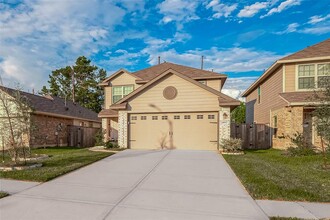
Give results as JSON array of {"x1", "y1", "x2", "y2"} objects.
[{"x1": 43, "y1": 94, "x2": 54, "y2": 100}]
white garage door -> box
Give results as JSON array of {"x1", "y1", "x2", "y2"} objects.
[{"x1": 129, "y1": 112, "x2": 218, "y2": 150}]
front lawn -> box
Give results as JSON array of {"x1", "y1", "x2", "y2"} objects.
[
  {"x1": 0, "y1": 147, "x2": 114, "y2": 182},
  {"x1": 223, "y1": 149, "x2": 330, "y2": 202}
]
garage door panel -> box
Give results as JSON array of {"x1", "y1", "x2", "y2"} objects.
[{"x1": 129, "y1": 112, "x2": 218, "y2": 150}]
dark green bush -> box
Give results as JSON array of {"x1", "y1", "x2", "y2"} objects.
[
  {"x1": 104, "y1": 141, "x2": 119, "y2": 149},
  {"x1": 94, "y1": 129, "x2": 105, "y2": 146},
  {"x1": 287, "y1": 132, "x2": 316, "y2": 156}
]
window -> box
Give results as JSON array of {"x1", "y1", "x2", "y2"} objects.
[
  {"x1": 141, "y1": 116, "x2": 147, "y2": 120},
  {"x1": 152, "y1": 116, "x2": 158, "y2": 120},
  {"x1": 208, "y1": 115, "x2": 215, "y2": 119},
  {"x1": 317, "y1": 63, "x2": 330, "y2": 88},
  {"x1": 273, "y1": 115, "x2": 278, "y2": 138},
  {"x1": 197, "y1": 115, "x2": 203, "y2": 119},
  {"x1": 257, "y1": 87, "x2": 261, "y2": 104},
  {"x1": 112, "y1": 85, "x2": 134, "y2": 103},
  {"x1": 198, "y1": 80, "x2": 206, "y2": 85},
  {"x1": 298, "y1": 64, "x2": 315, "y2": 89},
  {"x1": 184, "y1": 115, "x2": 190, "y2": 119},
  {"x1": 174, "y1": 115, "x2": 180, "y2": 120},
  {"x1": 162, "y1": 116, "x2": 168, "y2": 120},
  {"x1": 131, "y1": 116, "x2": 137, "y2": 120}
]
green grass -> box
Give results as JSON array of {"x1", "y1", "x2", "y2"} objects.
[
  {"x1": 223, "y1": 149, "x2": 330, "y2": 202},
  {"x1": 0, "y1": 191, "x2": 9, "y2": 199},
  {"x1": 0, "y1": 147, "x2": 113, "y2": 182}
]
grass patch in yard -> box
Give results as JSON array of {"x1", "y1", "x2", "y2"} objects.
[
  {"x1": 0, "y1": 147, "x2": 113, "y2": 182},
  {"x1": 223, "y1": 149, "x2": 330, "y2": 202},
  {"x1": 0, "y1": 191, "x2": 9, "y2": 199}
]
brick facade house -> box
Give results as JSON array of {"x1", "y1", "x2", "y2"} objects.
[
  {"x1": 242, "y1": 38, "x2": 330, "y2": 149},
  {"x1": 0, "y1": 86, "x2": 101, "y2": 148}
]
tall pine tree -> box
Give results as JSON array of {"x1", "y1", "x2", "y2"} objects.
[{"x1": 41, "y1": 56, "x2": 106, "y2": 112}]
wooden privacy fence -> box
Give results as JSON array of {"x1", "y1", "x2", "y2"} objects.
[
  {"x1": 231, "y1": 123, "x2": 271, "y2": 149},
  {"x1": 67, "y1": 125, "x2": 100, "y2": 147}
]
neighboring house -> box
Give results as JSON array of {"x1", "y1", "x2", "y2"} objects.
[
  {"x1": 98, "y1": 62, "x2": 240, "y2": 150},
  {"x1": 0, "y1": 86, "x2": 101, "y2": 148},
  {"x1": 242, "y1": 38, "x2": 330, "y2": 149}
]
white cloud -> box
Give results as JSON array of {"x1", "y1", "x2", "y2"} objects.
[
  {"x1": 261, "y1": 0, "x2": 301, "y2": 18},
  {"x1": 301, "y1": 26, "x2": 330, "y2": 35},
  {"x1": 144, "y1": 46, "x2": 283, "y2": 73},
  {"x1": 157, "y1": 0, "x2": 199, "y2": 26},
  {"x1": 238, "y1": 2, "x2": 269, "y2": 18},
  {"x1": 275, "y1": 22, "x2": 299, "y2": 34},
  {"x1": 206, "y1": 0, "x2": 237, "y2": 19},
  {"x1": 308, "y1": 14, "x2": 330, "y2": 24},
  {"x1": 0, "y1": 0, "x2": 146, "y2": 90},
  {"x1": 222, "y1": 76, "x2": 259, "y2": 101}
]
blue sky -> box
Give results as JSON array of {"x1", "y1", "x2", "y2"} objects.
[{"x1": 0, "y1": 0, "x2": 329, "y2": 98}]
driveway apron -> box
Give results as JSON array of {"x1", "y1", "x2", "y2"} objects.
[{"x1": 0, "y1": 150, "x2": 268, "y2": 220}]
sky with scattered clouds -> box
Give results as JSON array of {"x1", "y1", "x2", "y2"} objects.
[{"x1": 0, "y1": 0, "x2": 329, "y2": 99}]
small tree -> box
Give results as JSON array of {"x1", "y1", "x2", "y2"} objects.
[
  {"x1": 0, "y1": 83, "x2": 32, "y2": 164},
  {"x1": 231, "y1": 102, "x2": 246, "y2": 124},
  {"x1": 313, "y1": 77, "x2": 330, "y2": 168}
]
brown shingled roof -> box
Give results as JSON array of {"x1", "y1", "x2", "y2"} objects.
[
  {"x1": 98, "y1": 109, "x2": 118, "y2": 118},
  {"x1": 132, "y1": 62, "x2": 226, "y2": 81},
  {"x1": 279, "y1": 91, "x2": 318, "y2": 104},
  {"x1": 280, "y1": 38, "x2": 330, "y2": 61},
  {"x1": 0, "y1": 86, "x2": 100, "y2": 122}
]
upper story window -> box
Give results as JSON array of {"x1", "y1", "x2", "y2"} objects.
[
  {"x1": 198, "y1": 80, "x2": 206, "y2": 85},
  {"x1": 298, "y1": 65, "x2": 315, "y2": 89},
  {"x1": 317, "y1": 63, "x2": 330, "y2": 88},
  {"x1": 297, "y1": 63, "x2": 330, "y2": 90},
  {"x1": 112, "y1": 85, "x2": 134, "y2": 103},
  {"x1": 257, "y1": 86, "x2": 261, "y2": 104}
]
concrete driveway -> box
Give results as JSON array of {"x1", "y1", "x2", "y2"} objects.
[{"x1": 0, "y1": 150, "x2": 268, "y2": 220}]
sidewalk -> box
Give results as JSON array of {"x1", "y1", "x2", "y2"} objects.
[
  {"x1": 257, "y1": 200, "x2": 330, "y2": 219},
  {"x1": 0, "y1": 179, "x2": 40, "y2": 194}
]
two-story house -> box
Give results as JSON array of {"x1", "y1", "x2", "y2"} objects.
[
  {"x1": 98, "y1": 62, "x2": 240, "y2": 150},
  {"x1": 242, "y1": 38, "x2": 330, "y2": 149}
]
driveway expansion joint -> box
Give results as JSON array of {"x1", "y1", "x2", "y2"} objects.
[{"x1": 102, "y1": 150, "x2": 171, "y2": 219}]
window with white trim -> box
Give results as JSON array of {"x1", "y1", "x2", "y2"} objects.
[
  {"x1": 297, "y1": 63, "x2": 330, "y2": 90},
  {"x1": 317, "y1": 63, "x2": 330, "y2": 88},
  {"x1": 112, "y1": 85, "x2": 134, "y2": 103},
  {"x1": 298, "y1": 65, "x2": 315, "y2": 89},
  {"x1": 198, "y1": 80, "x2": 206, "y2": 85},
  {"x1": 174, "y1": 115, "x2": 180, "y2": 120}
]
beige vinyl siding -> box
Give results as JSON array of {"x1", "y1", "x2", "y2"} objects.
[
  {"x1": 285, "y1": 64, "x2": 296, "y2": 92},
  {"x1": 104, "y1": 87, "x2": 112, "y2": 109},
  {"x1": 206, "y1": 79, "x2": 221, "y2": 91},
  {"x1": 104, "y1": 72, "x2": 141, "y2": 107},
  {"x1": 128, "y1": 74, "x2": 220, "y2": 113},
  {"x1": 110, "y1": 72, "x2": 138, "y2": 86},
  {"x1": 246, "y1": 67, "x2": 287, "y2": 124}
]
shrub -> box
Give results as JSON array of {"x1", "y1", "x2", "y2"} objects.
[
  {"x1": 104, "y1": 141, "x2": 119, "y2": 149},
  {"x1": 220, "y1": 138, "x2": 243, "y2": 152},
  {"x1": 287, "y1": 132, "x2": 316, "y2": 156},
  {"x1": 94, "y1": 129, "x2": 105, "y2": 146}
]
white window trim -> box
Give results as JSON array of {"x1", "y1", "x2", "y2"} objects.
[
  {"x1": 112, "y1": 84, "x2": 134, "y2": 104},
  {"x1": 295, "y1": 62, "x2": 330, "y2": 91}
]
